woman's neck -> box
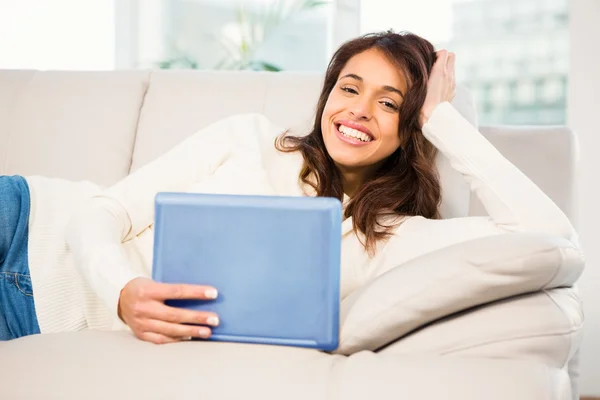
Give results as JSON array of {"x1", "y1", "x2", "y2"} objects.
[
  {"x1": 341, "y1": 175, "x2": 362, "y2": 197},
  {"x1": 337, "y1": 164, "x2": 374, "y2": 198}
]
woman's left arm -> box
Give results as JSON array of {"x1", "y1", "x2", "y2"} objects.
[{"x1": 421, "y1": 51, "x2": 577, "y2": 244}]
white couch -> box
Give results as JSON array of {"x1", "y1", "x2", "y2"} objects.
[{"x1": 0, "y1": 70, "x2": 585, "y2": 400}]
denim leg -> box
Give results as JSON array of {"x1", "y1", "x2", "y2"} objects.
[
  {"x1": 0, "y1": 301, "x2": 9, "y2": 339},
  {"x1": 0, "y1": 175, "x2": 41, "y2": 340}
]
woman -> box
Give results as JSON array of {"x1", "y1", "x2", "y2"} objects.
[{"x1": 0, "y1": 31, "x2": 577, "y2": 343}]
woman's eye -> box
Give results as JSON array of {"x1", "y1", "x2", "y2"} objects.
[
  {"x1": 341, "y1": 86, "x2": 358, "y2": 94},
  {"x1": 382, "y1": 101, "x2": 398, "y2": 110}
]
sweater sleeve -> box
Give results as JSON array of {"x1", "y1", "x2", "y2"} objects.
[
  {"x1": 65, "y1": 114, "x2": 263, "y2": 318},
  {"x1": 421, "y1": 102, "x2": 578, "y2": 243}
]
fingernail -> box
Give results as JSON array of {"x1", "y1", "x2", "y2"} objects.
[
  {"x1": 182, "y1": 336, "x2": 192, "y2": 341},
  {"x1": 207, "y1": 316, "x2": 219, "y2": 326},
  {"x1": 199, "y1": 329, "x2": 211, "y2": 338},
  {"x1": 205, "y1": 288, "x2": 218, "y2": 299}
]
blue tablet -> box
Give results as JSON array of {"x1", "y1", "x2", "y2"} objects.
[{"x1": 151, "y1": 192, "x2": 342, "y2": 351}]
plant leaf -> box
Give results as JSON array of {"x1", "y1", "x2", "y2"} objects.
[{"x1": 249, "y1": 60, "x2": 282, "y2": 71}]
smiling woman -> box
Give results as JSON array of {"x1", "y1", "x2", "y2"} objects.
[{"x1": 276, "y1": 32, "x2": 444, "y2": 252}]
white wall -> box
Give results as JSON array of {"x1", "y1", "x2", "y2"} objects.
[{"x1": 568, "y1": 0, "x2": 600, "y2": 396}]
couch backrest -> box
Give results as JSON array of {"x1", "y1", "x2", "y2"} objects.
[
  {"x1": 0, "y1": 70, "x2": 150, "y2": 187},
  {"x1": 124, "y1": 70, "x2": 477, "y2": 219},
  {"x1": 130, "y1": 71, "x2": 324, "y2": 172},
  {"x1": 0, "y1": 69, "x2": 577, "y2": 223}
]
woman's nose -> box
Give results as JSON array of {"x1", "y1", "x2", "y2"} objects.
[{"x1": 349, "y1": 98, "x2": 373, "y2": 120}]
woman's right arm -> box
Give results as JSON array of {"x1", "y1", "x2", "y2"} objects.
[{"x1": 66, "y1": 113, "x2": 271, "y2": 343}]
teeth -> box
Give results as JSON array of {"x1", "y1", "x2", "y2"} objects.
[{"x1": 338, "y1": 124, "x2": 372, "y2": 142}]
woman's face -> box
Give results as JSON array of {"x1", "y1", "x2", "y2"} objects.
[{"x1": 321, "y1": 48, "x2": 408, "y2": 175}]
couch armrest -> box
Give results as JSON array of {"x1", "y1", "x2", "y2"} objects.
[
  {"x1": 335, "y1": 233, "x2": 584, "y2": 355},
  {"x1": 380, "y1": 286, "x2": 583, "y2": 400}
]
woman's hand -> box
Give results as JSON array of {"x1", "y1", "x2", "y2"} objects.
[
  {"x1": 420, "y1": 49, "x2": 457, "y2": 127},
  {"x1": 118, "y1": 277, "x2": 220, "y2": 344}
]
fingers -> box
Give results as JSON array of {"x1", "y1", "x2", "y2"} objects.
[
  {"x1": 447, "y1": 52, "x2": 456, "y2": 77},
  {"x1": 131, "y1": 304, "x2": 217, "y2": 344},
  {"x1": 437, "y1": 49, "x2": 456, "y2": 102},
  {"x1": 435, "y1": 49, "x2": 448, "y2": 62},
  {"x1": 153, "y1": 304, "x2": 220, "y2": 327},
  {"x1": 448, "y1": 53, "x2": 456, "y2": 81},
  {"x1": 149, "y1": 283, "x2": 219, "y2": 301},
  {"x1": 139, "y1": 331, "x2": 188, "y2": 345},
  {"x1": 434, "y1": 49, "x2": 448, "y2": 72},
  {"x1": 128, "y1": 302, "x2": 218, "y2": 344},
  {"x1": 128, "y1": 299, "x2": 219, "y2": 327},
  {"x1": 448, "y1": 52, "x2": 456, "y2": 100},
  {"x1": 144, "y1": 320, "x2": 213, "y2": 340},
  {"x1": 435, "y1": 49, "x2": 455, "y2": 72}
]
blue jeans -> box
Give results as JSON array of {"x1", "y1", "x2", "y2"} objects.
[{"x1": 0, "y1": 175, "x2": 41, "y2": 340}]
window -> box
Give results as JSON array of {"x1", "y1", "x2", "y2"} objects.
[
  {"x1": 2, "y1": 0, "x2": 571, "y2": 126},
  {"x1": 540, "y1": 77, "x2": 564, "y2": 103},
  {"x1": 133, "y1": 0, "x2": 333, "y2": 71},
  {"x1": 491, "y1": 83, "x2": 510, "y2": 105},
  {"x1": 516, "y1": 80, "x2": 536, "y2": 104}
]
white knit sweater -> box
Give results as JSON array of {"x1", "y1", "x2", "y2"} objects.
[{"x1": 25, "y1": 103, "x2": 578, "y2": 333}]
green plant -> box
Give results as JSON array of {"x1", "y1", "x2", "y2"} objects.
[
  {"x1": 215, "y1": 0, "x2": 329, "y2": 71},
  {"x1": 155, "y1": 53, "x2": 201, "y2": 70}
]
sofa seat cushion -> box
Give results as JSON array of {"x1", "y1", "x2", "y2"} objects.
[
  {"x1": 0, "y1": 330, "x2": 570, "y2": 400},
  {"x1": 0, "y1": 330, "x2": 335, "y2": 399}
]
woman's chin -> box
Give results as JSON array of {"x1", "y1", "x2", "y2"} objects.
[{"x1": 330, "y1": 154, "x2": 370, "y2": 171}]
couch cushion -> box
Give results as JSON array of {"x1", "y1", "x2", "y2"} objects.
[
  {"x1": 0, "y1": 70, "x2": 37, "y2": 175},
  {"x1": 130, "y1": 71, "x2": 323, "y2": 172},
  {"x1": 0, "y1": 330, "x2": 570, "y2": 400},
  {"x1": 0, "y1": 70, "x2": 149, "y2": 186},
  {"x1": 335, "y1": 233, "x2": 584, "y2": 355},
  {"x1": 0, "y1": 330, "x2": 334, "y2": 400}
]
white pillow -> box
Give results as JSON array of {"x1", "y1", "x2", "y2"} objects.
[{"x1": 334, "y1": 233, "x2": 583, "y2": 355}]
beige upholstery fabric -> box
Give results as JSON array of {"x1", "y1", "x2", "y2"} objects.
[
  {"x1": 130, "y1": 71, "x2": 270, "y2": 172},
  {"x1": 473, "y1": 126, "x2": 579, "y2": 225},
  {"x1": 382, "y1": 287, "x2": 583, "y2": 366},
  {"x1": 0, "y1": 70, "x2": 37, "y2": 172},
  {"x1": 0, "y1": 330, "x2": 571, "y2": 400},
  {"x1": 0, "y1": 70, "x2": 150, "y2": 186},
  {"x1": 130, "y1": 71, "x2": 326, "y2": 173},
  {"x1": 336, "y1": 233, "x2": 584, "y2": 355}
]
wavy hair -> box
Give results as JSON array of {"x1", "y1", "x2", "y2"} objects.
[{"x1": 276, "y1": 31, "x2": 441, "y2": 255}]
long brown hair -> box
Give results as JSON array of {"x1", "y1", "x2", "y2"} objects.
[{"x1": 277, "y1": 31, "x2": 441, "y2": 255}]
